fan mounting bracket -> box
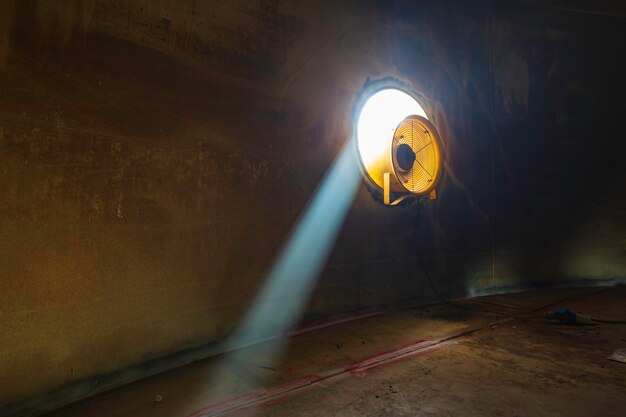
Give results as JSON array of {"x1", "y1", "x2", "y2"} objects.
[
  {"x1": 383, "y1": 172, "x2": 437, "y2": 205},
  {"x1": 384, "y1": 172, "x2": 412, "y2": 206}
]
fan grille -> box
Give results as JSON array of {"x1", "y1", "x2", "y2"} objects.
[{"x1": 392, "y1": 116, "x2": 441, "y2": 194}]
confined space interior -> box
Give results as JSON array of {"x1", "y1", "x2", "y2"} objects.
[
  {"x1": 356, "y1": 88, "x2": 443, "y2": 205},
  {"x1": 1, "y1": 1, "x2": 625, "y2": 417}
]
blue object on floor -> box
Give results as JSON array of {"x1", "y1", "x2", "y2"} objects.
[{"x1": 547, "y1": 307, "x2": 578, "y2": 325}]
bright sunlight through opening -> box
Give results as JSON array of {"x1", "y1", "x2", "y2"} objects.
[{"x1": 357, "y1": 88, "x2": 427, "y2": 188}]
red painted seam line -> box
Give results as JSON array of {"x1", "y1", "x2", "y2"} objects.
[
  {"x1": 186, "y1": 375, "x2": 325, "y2": 417},
  {"x1": 287, "y1": 307, "x2": 386, "y2": 338},
  {"x1": 465, "y1": 298, "x2": 527, "y2": 309},
  {"x1": 345, "y1": 339, "x2": 434, "y2": 370},
  {"x1": 185, "y1": 336, "x2": 464, "y2": 417},
  {"x1": 225, "y1": 308, "x2": 386, "y2": 352},
  {"x1": 187, "y1": 318, "x2": 514, "y2": 417}
]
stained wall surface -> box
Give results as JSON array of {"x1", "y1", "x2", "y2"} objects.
[{"x1": 1, "y1": 0, "x2": 624, "y2": 408}]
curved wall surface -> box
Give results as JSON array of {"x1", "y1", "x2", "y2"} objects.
[{"x1": 0, "y1": 0, "x2": 624, "y2": 409}]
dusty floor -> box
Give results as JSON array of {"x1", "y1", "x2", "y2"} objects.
[{"x1": 45, "y1": 286, "x2": 626, "y2": 417}]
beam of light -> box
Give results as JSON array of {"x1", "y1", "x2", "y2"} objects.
[
  {"x1": 195, "y1": 141, "x2": 363, "y2": 414},
  {"x1": 229, "y1": 141, "x2": 362, "y2": 347}
]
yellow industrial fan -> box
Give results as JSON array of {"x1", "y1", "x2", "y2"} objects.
[
  {"x1": 386, "y1": 115, "x2": 442, "y2": 204},
  {"x1": 358, "y1": 113, "x2": 443, "y2": 205}
]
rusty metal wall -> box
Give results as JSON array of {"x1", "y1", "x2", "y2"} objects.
[{"x1": 0, "y1": 0, "x2": 624, "y2": 411}]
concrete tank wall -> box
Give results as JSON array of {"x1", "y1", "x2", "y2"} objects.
[{"x1": 1, "y1": 0, "x2": 624, "y2": 409}]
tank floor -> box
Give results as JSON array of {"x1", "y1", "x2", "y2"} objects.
[{"x1": 46, "y1": 286, "x2": 626, "y2": 417}]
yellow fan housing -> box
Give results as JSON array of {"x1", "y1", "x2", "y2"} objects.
[{"x1": 390, "y1": 115, "x2": 442, "y2": 195}]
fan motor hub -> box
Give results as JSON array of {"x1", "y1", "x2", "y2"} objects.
[{"x1": 396, "y1": 144, "x2": 416, "y2": 171}]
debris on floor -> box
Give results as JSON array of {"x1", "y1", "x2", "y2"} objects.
[
  {"x1": 546, "y1": 307, "x2": 595, "y2": 325},
  {"x1": 608, "y1": 348, "x2": 626, "y2": 364}
]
